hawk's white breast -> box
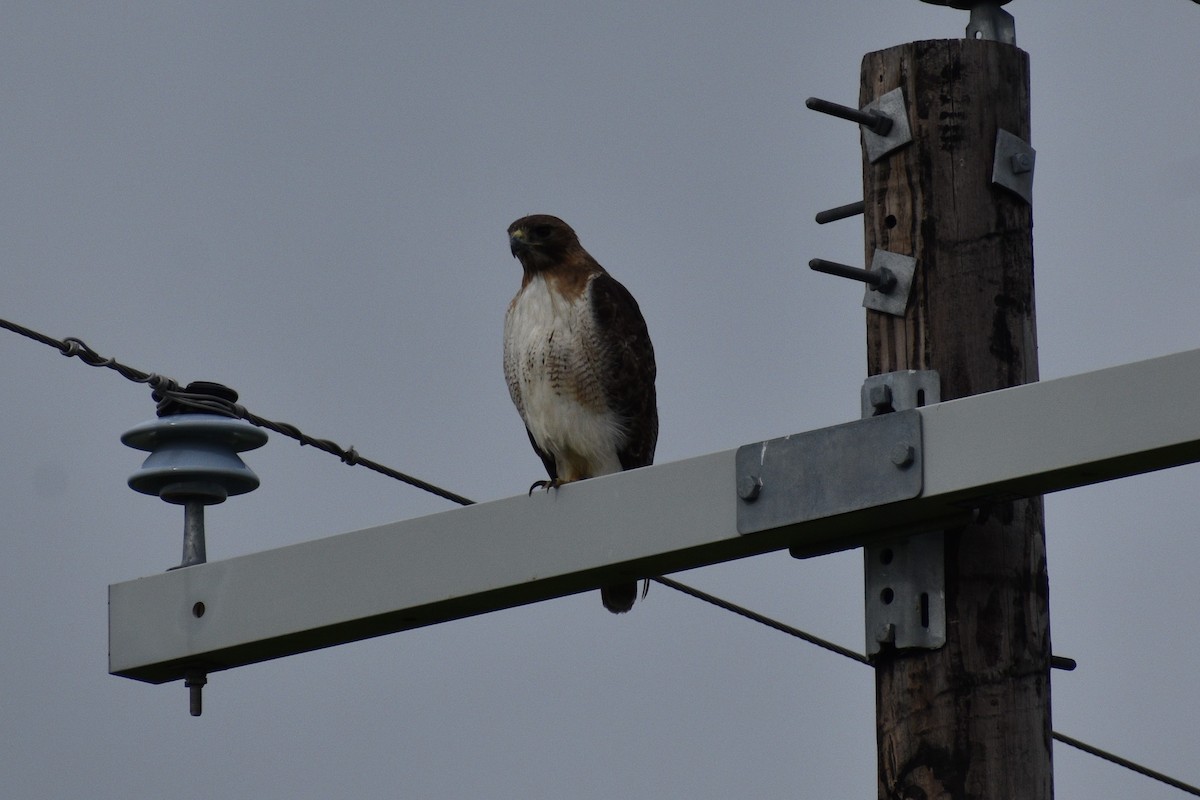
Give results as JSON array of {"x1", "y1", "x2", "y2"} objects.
[{"x1": 503, "y1": 273, "x2": 624, "y2": 480}]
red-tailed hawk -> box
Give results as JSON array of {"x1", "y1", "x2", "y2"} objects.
[{"x1": 503, "y1": 214, "x2": 658, "y2": 613}]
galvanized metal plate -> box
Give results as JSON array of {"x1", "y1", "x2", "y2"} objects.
[
  {"x1": 919, "y1": 0, "x2": 1015, "y2": 42},
  {"x1": 862, "y1": 87, "x2": 913, "y2": 163},
  {"x1": 861, "y1": 370, "x2": 941, "y2": 418},
  {"x1": 860, "y1": 373, "x2": 946, "y2": 654},
  {"x1": 967, "y1": 4, "x2": 1016, "y2": 43},
  {"x1": 865, "y1": 531, "x2": 947, "y2": 654},
  {"x1": 862, "y1": 250, "x2": 917, "y2": 317},
  {"x1": 735, "y1": 410, "x2": 923, "y2": 535},
  {"x1": 992, "y1": 128, "x2": 1035, "y2": 204}
]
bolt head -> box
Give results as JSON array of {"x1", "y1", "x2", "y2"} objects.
[
  {"x1": 871, "y1": 267, "x2": 898, "y2": 294},
  {"x1": 1010, "y1": 152, "x2": 1033, "y2": 174},
  {"x1": 890, "y1": 443, "x2": 916, "y2": 468},
  {"x1": 869, "y1": 384, "x2": 894, "y2": 412},
  {"x1": 737, "y1": 474, "x2": 762, "y2": 502}
]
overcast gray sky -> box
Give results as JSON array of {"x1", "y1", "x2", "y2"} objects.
[{"x1": 3, "y1": 3, "x2": 1199, "y2": 798}]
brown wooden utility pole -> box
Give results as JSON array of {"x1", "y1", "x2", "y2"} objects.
[{"x1": 861, "y1": 40, "x2": 1052, "y2": 799}]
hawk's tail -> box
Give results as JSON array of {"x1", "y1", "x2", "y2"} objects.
[{"x1": 601, "y1": 579, "x2": 650, "y2": 614}]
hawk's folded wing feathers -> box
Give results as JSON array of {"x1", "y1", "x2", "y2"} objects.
[{"x1": 588, "y1": 271, "x2": 657, "y2": 471}]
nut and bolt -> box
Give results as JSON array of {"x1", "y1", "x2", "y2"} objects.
[
  {"x1": 890, "y1": 443, "x2": 916, "y2": 468},
  {"x1": 737, "y1": 474, "x2": 763, "y2": 502},
  {"x1": 1010, "y1": 152, "x2": 1034, "y2": 174},
  {"x1": 869, "y1": 384, "x2": 894, "y2": 414}
]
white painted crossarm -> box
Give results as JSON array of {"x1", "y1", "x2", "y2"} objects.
[{"x1": 110, "y1": 348, "x2": 1200, "y2": 685}]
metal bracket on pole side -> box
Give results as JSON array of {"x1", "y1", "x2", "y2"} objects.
[
  {"x1": 863, "y1": 251, "x2": 917, "y2": 317},
  {"x1": 861, "y1": 370, "x2": 947, "y2": 655},
  {"x1": 808, "y1": 250, "x2": 917, "y2": 317},
  {"x1": 862, "y1": 88, "x2": 913, "y2": 163},
  {"x1": 862, "y1": 370, "x2": 941, "y2": 418},
  {"x1": 918, "y1": 0, "x2": 1016, "y2": 44},
  {"x1": 866, "y1": 531, "x2": 947, "y2": 653},
  {"x1": 992, "y1": 129, "x2": 1036, "y2": 204},
  {"x1": 736, "y1": 410, "x2": 923, "y2": 536},
  {"x1": 806, "y1": 88, "x2": 912, "y2": 163}
]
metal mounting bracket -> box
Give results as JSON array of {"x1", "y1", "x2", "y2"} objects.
[
  {"x1": 992, "y1": 128, "x2": 1036, "y2": 204},
  {"x1": 861, "y1": 370, "x2": 941, "y2": 418},
  {"x1": 918, "y1": 0, "x2": 1016, "y2": 44},
  {"x1": 863, "y1": 250, "x2": 917, "y2": 317},
  {"x1": 967, "y1": 3, "x2": 1016, "y2": 44},
  {"x1": 866, "y1": 531, "x2": 947, "y2": 653},
  {"x1": 861, "y1": 370, "x2": 947, "y2": 656},
  {"x1": 862, "y1": 88, "x2": 913, "y2": 163},
  {"x1": 736, "y1": 410, "x2": 923, "y2": 536}
]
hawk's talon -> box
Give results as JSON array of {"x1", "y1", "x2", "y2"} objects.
[{"x1": 528, "y1": 478, "x2": 561, "y2": 495}]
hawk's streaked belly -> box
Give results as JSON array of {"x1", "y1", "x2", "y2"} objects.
[{"x1": 504, "y1": 273, "x2": 624, "y2": 480}]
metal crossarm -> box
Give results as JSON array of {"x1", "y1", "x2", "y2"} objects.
[{"x1": 111, "y1": 348, "x2": 1200, "y2": 685}]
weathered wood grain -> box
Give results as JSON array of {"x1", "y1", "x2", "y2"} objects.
[{"x1": 861, "y1": 39, "x2": 1052, "y2": 800}]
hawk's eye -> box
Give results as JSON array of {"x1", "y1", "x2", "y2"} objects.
[{"x1": 532, "y1": 225, "x2": 554, "y2": 239}]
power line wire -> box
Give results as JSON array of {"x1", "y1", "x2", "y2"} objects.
[
  {"x1": 654, "y1": 575, "x2": 1198, "y2": 797},
  {"x1": 4, "y1": 315, "x2": 1196, "y2": 796},
  {"x1": 1, "y1": 317, "x2": 475, "y2": 506},
  {"x1": 651, "y1": 575, "x2": 870, "y2": 664},
  {"x1": 1053, "y1": 732, "x2": 1200, "y2": 797}
]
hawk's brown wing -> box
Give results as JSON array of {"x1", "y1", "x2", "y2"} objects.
[{"x1": 588, "y1": 271, "x2": 658, "y2": 471}]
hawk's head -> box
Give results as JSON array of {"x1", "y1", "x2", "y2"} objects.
[{"x1": 508, "y1": 215, "x2": 581, "y2": 273}]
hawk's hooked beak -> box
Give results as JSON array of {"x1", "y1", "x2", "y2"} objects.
[{"x1": 509, "y1": 228, "x2": 528, "y2": 258}]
